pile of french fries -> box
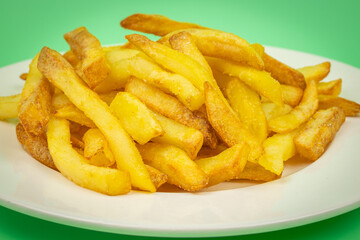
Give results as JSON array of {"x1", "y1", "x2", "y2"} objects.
[{"x1": 1, "y1": 14, "x2": 359, "y2": 195}]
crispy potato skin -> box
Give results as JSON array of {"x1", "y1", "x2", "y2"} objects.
[
  {"x1": 317, "y1": 79, "x2": 342, "y2": 96},
  {"x1": 235, "y1": 161, "x2": 279, "y2": 182},
  {"x1": 16, "y1": 123, "x2": 57, "y2": 170},
  {"x1": 318, "y1": 95, "x2": 360, "y2": 116},
  {"x1": 263, "y1": 53, "x2": 306, "y2": 89},
  {"x1": 120, "y1": 13, "x2": 207, "y2": 37},
  {"x1": 294, "y1": 107, "x2": 345, "y2": 161}
]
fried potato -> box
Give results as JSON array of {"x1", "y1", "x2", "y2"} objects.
[
  {"x1": 38, "y1": 47, "x2": 155, "y2": 192},
  {"x1": 64, "y1": 27, "x2": 109, "y2": 88},
  {"x1": 317, "y1": 79, "x2": 342, "y2": 96},
  {"x1": 207, "y1": 56, "x2": 283, "y2": 106},
  {"x1": 160, "y1": 29, "x2": 265, "y2": 70},
  {"x1": 251, "y1": 43, "x2": 265, "y2": 57},
  {"x1": 145, "y1": 165, "x2": 168, "y2": 189},
  {"x1": 120, "y1": 13, "x2": 207, "y2": 37},
  {"x1": 268, "y1": 80, "x2": 318, "y2": 133},
  {"x1": 169, "y1": 31, "x2": 212, "y2": 74},
  {"x1": 125, "y1": 77, "x2": 217, "y2": 148},
  {"x1": 137, "y1": 143, "x2": 208, "y2": 191},
  {"x1": 20, "y1": 73, "x2": 28, "y2": 80},
  {"x1": 151, "y1": 112, "x2": 203, "y2": 159},
  {"x1": 124, "y1": 56, "x2": 204, "y2": 111},
  {"x1": 258, "y1": 129, "x2": 298, "y2": 175},
  {"x1": 225, "y1": 78, "x2": 268, "y2": 143},
  {"x1": 297, "y1": 61, "x2": 331, "y2": 82},
  {"x1": 294, "y1": 107, "x2": 345, "y2": 161},
  {"x1": 47, "y1": 117, "x2": 131, "y2": 195},
  {"x1": 262, "y1": 102, "x2": 293, "y2": 121},
  {"x1": 54, "y1": 105, "x2": 96, "y2": 128},
  {"x1": 318, "y1": 95, "x2": 360, "y2": 116},
  {"x1": 262, "y1": 53, "x2": 306, "y2": 89},
  {"x1": 0, "y1": 94, "x2": 21, "y2": 120},
  {"x1": 126, "y1": 34, "x2": 216, "y2": 93},
  {"x1": 195, "y1": 143, "x2": 249, "y2": 186},
  {"x1": 18, "y1": 53, "x2": 52, "y2": 136},
  {"x1": 235, "y1": 161, "x2": 279, "y2": 182},
  {"x1": 279, "y1": 84, "x2": 303, "y2": 107},
  {"x1": 83, "y1": 128, "x2": 115, "y2": 167},
  {"x1": 110, "y1": 92, "x2": 163, "y2": 144},
  {"x1": 16, "y1": 123, "x2": 57, "y2": 170},
  {"x1": 63, "y1": 50, "x2": 80, "y2": 67},
  {"x1": 204, "y1": 82, "x2": 262, "y2": 162}
]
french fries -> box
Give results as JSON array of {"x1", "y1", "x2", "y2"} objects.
[
  {"x1": 37, "y1": 47, "x2": 155, "y2": 192},
  {"x1": 47, "y1": 117, "x2": 131, "y2": 195},
  {"x1": 1, "y1": 14, "x2": 358, "y2": 196},
  {"x1": 294, "y1": 107, "x2": 345, "y2": 161}
]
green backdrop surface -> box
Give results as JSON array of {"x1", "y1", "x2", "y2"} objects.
[{"x1": 1, "y1": 0, "x2": 359, "y2": 239}]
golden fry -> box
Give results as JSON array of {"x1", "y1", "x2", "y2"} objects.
[
  {"x1": 317, "y1": 79, "x2": 342, "y2": 96},
  {"x1": 0, "y1": 94, "x2": 21, "y2": 120},
  {"x1": 318, "y1": 95, "x2": 360, "y2": 116},
  {"x1": 235, "y1": 161, "x2": 279, "y2": 182},
  {"x1": 297, "y1": 61, "x2": 331, "y2": 82}
]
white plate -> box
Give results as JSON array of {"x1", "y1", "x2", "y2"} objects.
[{"x1": 0, "y1": 46, "x2": 359, "y2": 237}]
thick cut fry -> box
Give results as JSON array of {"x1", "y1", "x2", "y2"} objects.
[
  {"x1": 225, "y1": 78, "x2": 268, "y2": 142},
  {"x1": 18, "y1": 54, "x2": 52, "y2": 136},
  {"x1": 137, "y1": 143, "x2": 208, "y2": 191},
  {"x1": 38, "y1": 47, "x2": 155, "y2": 192},
  {"x1": 297, "y1": 62, "x2": 331, "y2": 82},
  {"x1": 317, "y1": 79, "x2": 342, "y2": 96},
  {"x1": 126, "y1": 34, "x2": 216, "y2": 93},
  {"x1": 125, "y1": 77, "x2": 217, "y2": 148},
  {"x1": 251, "y1": 43, "x2": 265, "y2": 57},
  {"x1": 262, "y1": 102, "x2": 293, "y2": 121},
  {"x1": 280, "y1": 84, "x2": 303, "y2": 107},
  {"x1": 54, "y1": 105, "x2": 96, "y2": 128},
  {"x1": 160, "y1": 29, "x2": 264, "y2": 70},
  {"x1": 318, "y1": 95, "x2": 360, "y2": 116},
  {"x1": 64, "y1": 27, "x2": 109, "y2": 88},
  {"x1": 83, "y1": 128, "x2": 115, "y2": 167},
  {"x1": 16, "y1": 123, "x2": 57, "y2": 170},
  {"x1": 120, "y1": 13, "x2": 207, "y2": 37},
  {"x1": 145, "y1": 165, "x2": 168, "y2": 189},
  {"x1": 0, "y1": 94, "x2": 21, "y2": 120},
  {"x1": 207, "y1": 56, "x2": 283, "y2": 106},
  {"x1": 294, "y1": 107, "x2": 345, "y2": 161},
  {"x1": 258, "y1": 130, "x2": 298, "y2": 175},
  {"x1": 204, "y1": 82, "x2": 262, "y2": 162},
  {"x1": 263, "y1": 53, "x2": 306, "y2": 89},
  {"x1": 169, "y1": 31, "x2": 212, "y2": 74},
  {"x1": 268, "y1": 80, "x2": 318, "y2": 133},
  {"x1": 124, "y1": 56, "x2": 204, "y2": 110},
  {"x1": 47, "y1": 117, "x2": 131, "y2": 195},
  {"x1": 110, "y1": 92, "x2": 163, "y2": 144},
  {"x1": 235, "y1": 161, "x2": 278, "y2": 182},
  {"x1": 151, "y1": 112, "x2": 203, "y2": 159},
  {"x1": 195, "y1": 143, "x2": 249, "y2": 186},
  {"x1": 63, "y1": 50, "x2": 80, "y2": 67}
]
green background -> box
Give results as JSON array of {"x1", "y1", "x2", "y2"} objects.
[{"x1": 1, "y1": 0, "x2": 359, "y2": 239}]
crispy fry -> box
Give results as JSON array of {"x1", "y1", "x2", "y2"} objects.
[
  {"x1": 279, "y1": 84, "x2": 303, "y2": 107},
  {"x1": 124, "y1": 56, "x2": 204, "y2": 110},
  {"x1": 125, "y1": 77, "x2": 217, "y2": 148},
  {"x1": 137, "y1": 143, "x2": 208, "y2": 192},
  {"x1": 18, "y1": 53, "x2": 52, "y2": 136},
  {"x1": 225, "y1": 78, "x2": 268, "y2": 143},
  {"x1": 262, "y1": 102, "x2": 293, "y2": 121},
  {"x1": 54, "y1": 105, "x2": 96, "y2": 128},
  {"x1": 169, "y1": 31, "x2": 212, "y2": 74},
  {"x1": 263, "y1": 53, "x2": 306, "y2": 89},
  {"x1": 47, "y1": 117, "x2": 131, "y2": 195},
  {"x1": 251, "y1": 43, "x2": 265, "y2": 57},
  {"x1": 151, "y1": 111, "x2": 203, "y2": 159},
  {"x1": 120, "y1": 13, "x2": 207, "y2": 36},
  {"x1": 317, "y1": 79, "x2": 342, "y2": 96},
  {"x1": 294, "y1": 107, "x2": 345, "y2": 161},
  {"x1": 110, "y1": 92, "x2": 164, "y2": 144},
  {"x1": 63, "y1": 50, "x2": 80, "y2": 67},
  {"x1": 235, "y1": 161, "x2": 279, "y2": 182},
  {"x1": 204, "y1": 82, "x2": 262, "y2": 162},
  {"x1": 145, "y1": 165, "x2": 168, "y2": 189},
  {"x1": 16, "y1": 123, "x2": 57, "y2": 170},
  {"x1": 258, "y1": 129, "x2": 298, "y2": 175},
  {"x1": 297, "y1": 61, "x2": 331, "y2": 82},
  {"x1": 207, "y1": 56, "x2": 283, "y2": 106},
  {"x1": 318, "y1": 95, "x2": 360, "y2": 116},
  {"x1": 38, "y1": 47, "x2": 155, "y2": 192},
  {"x1": 160, "y1": 29, "x2": 265, "y2": 70},
  {"x1": 0, "y1": 94, "x2": 21, "y2": 120},
  {"x1": 268, "y1": 80, "x2": 318, "y2": 133},
  {"x1": 195, "y1": 143, "x2": 249, "y2": 186},
  {"x1": 64, "y1": 27, "x2": 109, "y2": 88},
  {"x1": 126, "y1": 34, "x2": 216, "y2": 93}
]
